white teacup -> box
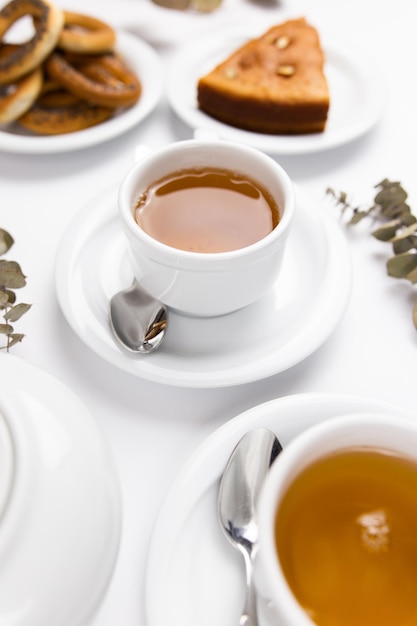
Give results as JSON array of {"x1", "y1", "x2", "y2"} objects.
[
  {"x1": 118, "y1": 138, "x2": 295, "y2": 317},
  {"x1": 254, "y1": 412, "x2": 417, "y2": 626}
]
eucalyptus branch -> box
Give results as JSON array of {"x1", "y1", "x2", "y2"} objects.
[
  {"x1": 326, "y1": 179, "x2": 417, "y2": 330},
  {"x1": 0, "y1": 229, "x2": 31, "y2": 350}
]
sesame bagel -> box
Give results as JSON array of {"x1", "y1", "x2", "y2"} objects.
[
  {"x1": 0, "y1": 0, "x2": 64, "y2": 84},
  {"x1": 58, "y1": 11, "x2": 116, "y2": 54}
]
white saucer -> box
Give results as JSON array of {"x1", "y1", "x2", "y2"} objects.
[
  {"x1": 0, "y1": 354, "x2": 120, "y2": 626},
  {"x1": 55, "y1": 185, "x2": 351, "y2": 388},
  {"x1": 167, "y1": 28, "x2": 386, "y2": 155},
  {"x1": 144, "y1": 393, "x2": 415, "y2": 626},
  {"x1": 0, "y1": 32, "x2": 163, "y2": 154}
]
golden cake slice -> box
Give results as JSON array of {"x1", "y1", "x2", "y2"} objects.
[{"x1": 197, "y1": 18, "x2": 330, "y2": 135}]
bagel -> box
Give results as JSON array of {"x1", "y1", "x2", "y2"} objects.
[
  {"x1": 58, "y1": 11, "x2": 116, "y2": 54},
  {"x1": 18, "y1": 81, "x2": 114, "y2": 134},
  {"x1": 45, "y1": 50, "x2": 141, "y2": 108},
  {"x1": 0, "y1": 0, "x2": 64, "y2": 85},
  {"x1": 0, "y1": 63, "x2": 42, "y2": 123}
]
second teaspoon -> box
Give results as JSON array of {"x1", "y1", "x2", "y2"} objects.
[{"x1": 218, "y1": 428, "x2": 283, "y2": 626}]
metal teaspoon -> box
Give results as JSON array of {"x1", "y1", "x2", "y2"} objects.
[
  {"x1": 109, "y1": 279, "x2": 168, "y2": 354},
  {"x1": 218, "y1": 428, "x2": 283, "y2": 626}
]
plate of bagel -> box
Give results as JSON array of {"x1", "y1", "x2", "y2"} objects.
[{"x1": 0, "y1": 0, "x2": 163, "y2": 153}]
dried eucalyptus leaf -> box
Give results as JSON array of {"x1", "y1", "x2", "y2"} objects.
[
  {"x1": 375, "y1": 185, "x2": 408, "y2": 206},
  {"x1": 337, "y1": 190, "x2": 348, "y2": 204},
  {"x1": 0, "y1": 260, "x2": 26, "y2": 289},
  {"x1": 326, "y1": 188, "x2": 350, "y2": 209},
  {"x1": 4, "y1": 302, "x2": 31, "y2": 322},
  {"x1": 6, "y1": 333, "x2": 24, "y2": 348},
  {"x1": 405, "y1": 265, "x2": 417, "y2": 284},
  {"x1": 349, "y1": 211, "x2": 369, "y2": 224},
  {"x1": 372, "y1": 221, "x2": 400, "y2": 241},
  {"x1": 4, "y1": 289, "x2": 15, "y2": 304},
  {"x1": 0, "y1": 323, "x2": 13, "y2": 335},
  {"x1": 380, "y1": 202, "x2": 411, "y2": 220},
  {"x1": 393, "y1": 237, "x2": 417, "y2": 255},
  {"x1": 0, "y1": 292, "x2": 9, "y2": 307},
  {"x1": 413, "y1": 303, "x2": 417, "y2": 330},
  {"x1": 397, "y1": 203, "x2": 412, "y2": 217},
  {"x1": 402, "y1": 214, "x2": 417, "y2": 226},
  {"x1": 387, "y1": 253, "x2": 417, "y2": 279},
  {"x1": 0, "y1": 229, "x2": 14, "y2": 255},
  {"x1": 375, "y1": 178, "x2": 401, "y2": 189}
]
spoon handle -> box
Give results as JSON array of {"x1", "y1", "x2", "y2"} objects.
[{"x1": 240, "y1": 549, "x2": 258, "y2": 626}]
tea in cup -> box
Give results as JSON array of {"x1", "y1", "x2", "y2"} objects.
[
  {"x1": 118, "y1": 138, "x2": 295, "y2": 317},
  {"x1": 254, "y1": 413, "x2": 417, "y2": 626},
  {"x1": 134, "y1": 166, "x2": 280, "y2": 254}
]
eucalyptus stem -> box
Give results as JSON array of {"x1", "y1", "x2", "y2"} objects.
[
  {"x1": 326, "y1": 179, "x2": 417, "y2": 331},
  {"x1": 0, "y1": 229, "x2": 31, "y2": 350}
]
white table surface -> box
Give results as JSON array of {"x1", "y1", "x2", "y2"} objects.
[{"x1": 0, "y1": 0, "x2": 416, "y2": 624}]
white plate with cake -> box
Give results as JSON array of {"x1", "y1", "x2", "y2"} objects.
[
  {"x1": 167, "y1": 22, "x2": 386, "y2": 155},
  {"x1": 0, "y1": 31, "x2": 163, "y2": 154}
]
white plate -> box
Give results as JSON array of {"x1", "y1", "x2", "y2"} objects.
[
  {"x1": 0, "y1": 32, "x2": 163, "y2": 154},
  {"x1": 167, "y1": 29, "x2": 386, "y2": 154},
  {"x1": 55, "y1": 185, "x2": 351, "y2": 388},
  {"x1": 0, "y1": 354, "x2": 120, "y2": 626},
  {"x1": 144, "y1": 393, "x2": 415, "y2": 626}
]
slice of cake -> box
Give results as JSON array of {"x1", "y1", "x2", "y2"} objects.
[{"x1": 197, "y1": 18, "x2": 330, "y2": 135}]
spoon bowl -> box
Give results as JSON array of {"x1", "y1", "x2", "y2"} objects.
[
  {"x1": 218, "y1": 428, "x2": 282, "y2": 626},
  {"x1": 109, "y1": 279, "x2": 168, "y2": 354}
]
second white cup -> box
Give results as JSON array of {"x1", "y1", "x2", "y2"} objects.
[{"x1": 254, "y1": 412, "x2": 417, "y2": 626}]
